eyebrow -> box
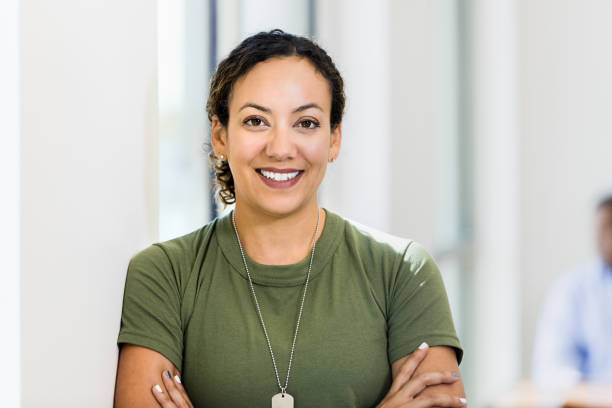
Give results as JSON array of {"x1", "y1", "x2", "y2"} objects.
[{"x1": 238, "y1": 102, "x2": 323, "y2": 113}]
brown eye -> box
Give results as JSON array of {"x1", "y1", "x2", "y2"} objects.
[
  {"x1": 299, "y1": 119, "x2": 320, "y2": 129},
  {"x1": 244, "y1": 117, "x2": 264, "y2": 127}
]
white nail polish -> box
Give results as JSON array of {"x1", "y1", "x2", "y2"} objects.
[
  {"x1": 154, "y1": 384, "x2": 163, "y2": 393},
  {"x1": 174, "y1": 375, "x2": 182, "y2": 384},
  {"x1": 418, "y1": 342, "x2": 429, "y2": 350},
  {"x1": 459, "y1": 397, "x2": 467, "y2": 404}
]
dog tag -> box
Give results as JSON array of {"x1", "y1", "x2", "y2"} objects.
[{"x1": 271, "y1": 392, "x2": 294, "y2": 408}]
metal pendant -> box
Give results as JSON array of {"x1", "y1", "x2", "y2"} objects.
[{"x1": 272, "y1": 392, "x2": 294, "y2": 408}]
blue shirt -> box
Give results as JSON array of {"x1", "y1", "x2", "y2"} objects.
[{"x1": 532, "y1": 259, "x2": 612, "y2": 387}]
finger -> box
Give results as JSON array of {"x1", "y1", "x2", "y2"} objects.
[
  {"x1": 161, "y1": 370, "x2": 190, "y2": 408},
  {"x1": 170, "y1": 372, "x2": 194, "y2": 408},
  {"x1": 388, "y1": 342, "x2": 430, "y2": 395},
  {"x1": 399, "y1": 371, "x2": 460, "y2": 399},
  {"x1": 412, "y1": 394, "x2": 467, "y2": 408},
  {"x1": 151, "y1": 383, "x2": 176, "y2": 408},
  {"x1": 169, "y1": 373, "x2": 194, "y2": 408}
]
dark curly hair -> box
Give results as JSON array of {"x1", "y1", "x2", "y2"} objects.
[{"x1": 206, "y1": 29, "x2": 345, "y2": 205}]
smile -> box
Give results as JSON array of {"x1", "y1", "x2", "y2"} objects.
[
  {"x1": 259, "y1": 169, "x2": 301, "y2": 181},
  {"x1": 255, "y1": 168, "x2": 305, "y2": 189}
]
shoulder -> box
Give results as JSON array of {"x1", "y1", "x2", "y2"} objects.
[
  {"x1": 333, "y1": 212, "x2": 409, "y2": 253},
  {"x1": 126, "y1": 218, "x2": 219, "y2": 286},
  {"x1": 155, "y1": 219, "x2": 218, "y2": 260},
  {"x1": 134, "y1": 218, "x2": 218, "y2": 261},
  {"x1": 330, "y1": 210, "x2": 435, "y2": 276},
  {"x1": 547, "y1": 259, "x2": 603, "y2": 299}
]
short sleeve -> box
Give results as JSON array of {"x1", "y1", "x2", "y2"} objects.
[
  {"x1": 117, "y1": 244, "x2": 184, "y2": 370},
  {"x1": 387, "y1": 242, "x2": 463, "y2": 365}
]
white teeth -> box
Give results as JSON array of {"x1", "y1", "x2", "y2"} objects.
[{"x1": 260, "y1": 169, "x2": 300, "y2": 181}]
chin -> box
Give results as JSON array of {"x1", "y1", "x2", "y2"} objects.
[{"x1": 254, "y1": 195, "x2": 313, "y2": 217}]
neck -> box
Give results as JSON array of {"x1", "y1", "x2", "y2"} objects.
[{"x1": 232, "y1": 200, "x2": 325, "y2": 266}]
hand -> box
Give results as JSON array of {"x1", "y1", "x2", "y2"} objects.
[
  {"x1": 152, "y1": 370, "x2": 194, "y2": 408},
  {"x1": 377, "y1": 344, "x2": 467, "y2": 408}
]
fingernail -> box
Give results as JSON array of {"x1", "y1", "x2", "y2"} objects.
[
  {"x1": 165, "y1": 370, "x2": 172, "y2": 379},
  {"x1": 452, "y1": 372, "x2": 460, "y2": 378},
  {"x1": 174, "y1": 375, "x2": 182, "y2": 384},
  {"x1": 154, "y1": 384, "x2": 163, "y2": 393},
  {"x1": 418, "y1": 342, "x2": 429, "y2": 350},
  {"x1": 459, "y1": 397, "x2": 467, "y2": 404}
]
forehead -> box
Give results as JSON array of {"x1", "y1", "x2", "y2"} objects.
[{"x1": 229, "y1": 56, "x2": 331, "y2": 112}]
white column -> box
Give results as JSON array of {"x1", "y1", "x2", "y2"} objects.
[
  {"x1": 470, "y1": 0, "x2": 521, "y2": 405},
  {"x1": 19, "y1": 0, "x2": 158, "y2": 405},
  {"x1": 316, "y1": 0, "x2": 392, "y2": 231},
  {"x1": 0, "y1": 0, "x2": 21, "y2": 405},
  {"x1": 386, "y1": 0, "x2": 458, "y2": 250}
]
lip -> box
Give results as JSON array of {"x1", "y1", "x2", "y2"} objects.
[
  {"x1": 256, "y1": 168, "x2": 304, "y2": 189},
  {"x1": 258, "y1": 167, "x2": 302, "y2": 173}
]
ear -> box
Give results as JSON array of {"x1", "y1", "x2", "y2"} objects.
[
  {"x1": 210, "y1": 115, "x2": 228, "y2": 157},
  {"x1": 329, "y1": 122, "x2": 342, "y2": 160}
]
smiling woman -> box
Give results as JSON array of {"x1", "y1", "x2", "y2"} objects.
[
  {"x1": 114, "y1": 29, "x2": 466, "y2": 408},
  {"x1": 211, "y1": 54, "x2": 339, "y2": 227}
]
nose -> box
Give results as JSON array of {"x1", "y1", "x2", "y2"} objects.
[{"x1": 265, "y1": 124, "x2": 296, "y2": 161}]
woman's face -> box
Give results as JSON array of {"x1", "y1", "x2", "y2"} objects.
[{"x1": 212, "y1": 56, "x2": 342, "y2": 216}]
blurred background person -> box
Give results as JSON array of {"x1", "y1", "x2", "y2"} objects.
[{"x1": 532, "y1": 195, "x2": 612, "y2": 389}]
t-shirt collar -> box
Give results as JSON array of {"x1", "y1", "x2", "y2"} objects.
[{"x1": 215, "y1": 207, "x2": 342, "y2": 287}]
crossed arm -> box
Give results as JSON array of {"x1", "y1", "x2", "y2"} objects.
[
  {"x1": 114, "y1": 344, "x2": 189, "y2": 408},
  {"x1": 379, "y1": 345, "x2": 466, "y2": 407},
  {"x1": 114, "y1": 343, "x2": 466, "y2": 407}
]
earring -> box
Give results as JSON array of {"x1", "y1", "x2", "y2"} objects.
[
  {"x1": 219, "y1": 154, "x2": 225, "y2": 160},
  {"x1": 329, "y1": 156, "x2": 335, "y2": 163}
]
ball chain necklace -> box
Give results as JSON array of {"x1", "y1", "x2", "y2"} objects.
[{"x1": 231, "y1": 208, "x2": 321, "y2": 408}]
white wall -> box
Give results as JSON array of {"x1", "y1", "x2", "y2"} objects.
[
  {"x1": 316, "y1": 0, "x2": 392, "y2": 232},
  {"x1": 241, "y1": 0, "x2": 310, "y2": 38},
  {"x1": 19, "y1": 0, "x2": 158, "y2": 406},
  {"x1": 0, "y1": 0, "x2": 21, "y2": 405},
  {"x1": 469, "y1": 0, "x2": 521, "y2": 405},
  {"x1": 388, "y1": 0, "x2": 439, "y2": 250},
  {"x1": 519, "y1": 0, "x2": 612, "y2": 378}
]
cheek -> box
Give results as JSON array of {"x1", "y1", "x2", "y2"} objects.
[
  {"x1": 599, "y1": 228, "x2": 612, "y2": 249},
  {"x1": 228, "y1": 131, "x2": 263, "y2": 160},
  {"x1": 604, "y1": 231, "x2": 612, "y2": 246},
  {"x1": 299, "y1": 138, "x2": 329, "y2": 165}
]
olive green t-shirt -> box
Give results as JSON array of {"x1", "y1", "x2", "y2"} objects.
[{"x1": 117, "y1": 208, "x2": 462, "y2": 407}]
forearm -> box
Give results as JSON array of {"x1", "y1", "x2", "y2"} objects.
[
  {"x1": 408, "y1": 346, "x2": 465, "y2": 400},
  {"x1": 114, "y1": 344, "x2": 178, "y2": 408}
]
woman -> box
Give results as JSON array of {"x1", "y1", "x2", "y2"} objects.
[{"x1": 114, "y1": 29, "x2": 466, "y2": 408}]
